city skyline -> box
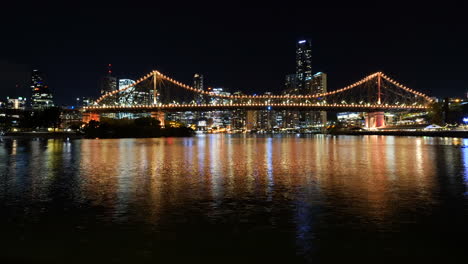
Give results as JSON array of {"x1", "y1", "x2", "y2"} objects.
[{"x1": 0, "y1": 2, "x2": 467, "y2": 105}]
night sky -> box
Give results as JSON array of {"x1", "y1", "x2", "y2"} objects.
[{"x1": 1, "y1": 1, "x2": 467, "y2": 105}]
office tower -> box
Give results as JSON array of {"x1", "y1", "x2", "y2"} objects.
[
  {"x1": 193, "y1": 73, "x2": 205, "y2": 104},
  {"x1": 31, "y1": 69, "x2": 54, "y2": 109},
  {"x1": 310, "y1": 72, "x2": 328, "y2": 126},
  {"x1": 295, "y1": 39, "x2": 312, "y2": 94},
  {"x1": 193, "y1": 74, "x2": 204, "y2": 90},
  {"x1": 100, "y1": 64, "x2": 117, "y2": 96},
  {"x1": 284, "y1": 73, "x2": 298, "y2": 94},
  {"x1": 311, "y1": 72, "x2": 327, "y2": 95}
]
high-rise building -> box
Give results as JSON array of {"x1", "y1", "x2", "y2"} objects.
[
  {"x1": 193, "y1": 74, "x2": 204, "y2": 90},
  {"x1": 31, "y1": 69, "x2": 54, "y2": 109},
  {"x1": 295, "y1": 39, "x2": 312, "y2": 94},
  {"x1": 284, "y1": 74, "x2": 297, "y2": 94},
  {"x1": 193, "y1": 73, "x2": 205, "y2": 104},
  {"x1": 100, "y1": 64, "x2": 117, "y2": 96},
  {"x1": 309, "y1": 72, "x2": 328, "y2": 126},
  {"x1": 311, "y1": 72, "x2": 327, "y2": 95}
]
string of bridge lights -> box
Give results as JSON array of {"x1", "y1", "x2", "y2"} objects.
[
  {"x1": 95, "y1": 71, "x2": 156, "y2": 104},
  {"x1": 84, "y1": 103, "x2": 429, "y2": 112},
  {"x1": 156, "y1": 71, "x2": 383, "y2": 99},
  {"x1": 94, "y1": 70, "x2": 433, "y2": 105},
  {"x1": 379, "y1": 73, "x2": 432, "y2": 101}
]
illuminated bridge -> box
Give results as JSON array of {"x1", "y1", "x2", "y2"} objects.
[{"x1": 82, "y1": 70, "x2": 432, "y2": 127}]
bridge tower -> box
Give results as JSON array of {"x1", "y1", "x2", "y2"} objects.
[
  {"x1": 151, "y1": 70, "x2": 165, "y2": 127},
  {"x1": 365, "y1": 112, "x2": 385, "y2": 128},
  {"x1": 152, "y1": 70, "x2": 158, "y2": 105},
  {"x1": 365, "y1": 72, "x2": 385, "y2": 128}
]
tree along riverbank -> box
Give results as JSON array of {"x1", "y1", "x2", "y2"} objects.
[{"x1": 83, "y1": 117, "x2": 194, "y2": 138}]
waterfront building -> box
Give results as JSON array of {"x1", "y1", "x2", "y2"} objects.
[
  {"x1": 229, "y1": 91, "x2": 247, "y2": 131},
  {"x1": 337, "y1": 112, "x2": 364, "y2": 127},
  {"x1": 31, "y1": 69, "x2": 54, "y2": 109},
  {"x1": 166, "y1": 111, "x2": 197, "y2": 127},
  {"x1": 60, "y1": 107, "x2": 83, "y2": 129},
  {"x1": 1, "y1": 97, "x2": 28, "y2": 128},
  {"x1": 231, "y1": 108, "x2": 246, "y2": 131}
]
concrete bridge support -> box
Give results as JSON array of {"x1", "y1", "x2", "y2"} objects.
[
  {"x1": 151, "y1": 111, "x2": 165, "y2": 128},
  {"x1": 82, "y1": 112, "x2": 100, "y2": 123},
  {"x1": 365, "y1": 112, "x2": 385, "y2": 128}
]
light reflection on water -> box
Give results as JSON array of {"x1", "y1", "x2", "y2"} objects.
[{"x1": 0, "y1": 135, "x2": 467, "y2": 263}]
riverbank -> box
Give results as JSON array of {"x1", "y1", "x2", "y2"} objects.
[
  {"x1": 328, "y1": 130, "x2": 468, "y2": 138},
  {"x1": 3, "y1": 132, "x2": 84, "y2": 139},
  {"x1": 5, "y1": 130, "x2": 468, "y2": 139}
]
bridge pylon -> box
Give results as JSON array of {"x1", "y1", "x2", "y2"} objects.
[
  {"x1": 151, "y1": 111, "x2": 165, "y2": 128},
  {"x1": 365, "y1": 112, "x2": 385, "y2": 128},
  {"x1": 152, "y1": 70, "x2": 158, "y2": 105}
]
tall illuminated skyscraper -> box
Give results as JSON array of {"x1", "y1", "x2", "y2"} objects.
[
  {"x1": 193, "y1": 73, "x2": 205, "y2": 104},
  {"x1": 31, "y1": 69, "x2": 54, "y2": 109},
  {"x1": 295, "y1": 39, "x2": 312, "y2": 94},
  {"x1": 193, "y1": 73, "x2": 204, "y2": 90}
]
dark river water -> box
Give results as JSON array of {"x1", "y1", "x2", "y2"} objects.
[{"x1": 0, "y1": 135, "x2": 467, "y2": 263}]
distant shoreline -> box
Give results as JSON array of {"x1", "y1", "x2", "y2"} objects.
[
  {"x1": 327, "y1": 130, "x2": 468, "y2": 138},
  {"x1": 3, "y1": 130, "x2": 468, "y2": 139},
  {"x1": 2, "y1": 132, "x2": 84, "y2": 139}
]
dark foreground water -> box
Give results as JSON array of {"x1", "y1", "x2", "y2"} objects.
[{"x1": 0, "y1": 135, "x2": 466, "y2": 263}]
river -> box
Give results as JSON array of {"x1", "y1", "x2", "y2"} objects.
[{"x1": 0, "y1": 135, "x2": 466, "y2": 263}]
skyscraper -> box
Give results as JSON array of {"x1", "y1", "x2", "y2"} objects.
[
  {"x1": 295, "y1": 39, "x2": 312, "y2": 94},
  {"x1": 193, "y1": 73, "x2": 204, "y2": 90},
  {"x1": 193, "y1": 73, "x2": 205, "y2": 104},
  {"x1": 100, "y1": 64, "x2": 117, "y2": 96},
  {"x1": 311, "y1": 72, "x2": 327, "y2": 95},
  {"x1": 310, "y1": 72, "x2": 328, "y2": 126},
  {"x1": 284, "y1": 73, "x2": 297, "y2": 93},
  {"x1": 31, "y1": 69, "x2": 54, "y2": 109}
]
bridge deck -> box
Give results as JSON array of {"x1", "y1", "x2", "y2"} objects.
[{"x1": 83, "y1": 104, "x2": 428, "y2": 113}]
